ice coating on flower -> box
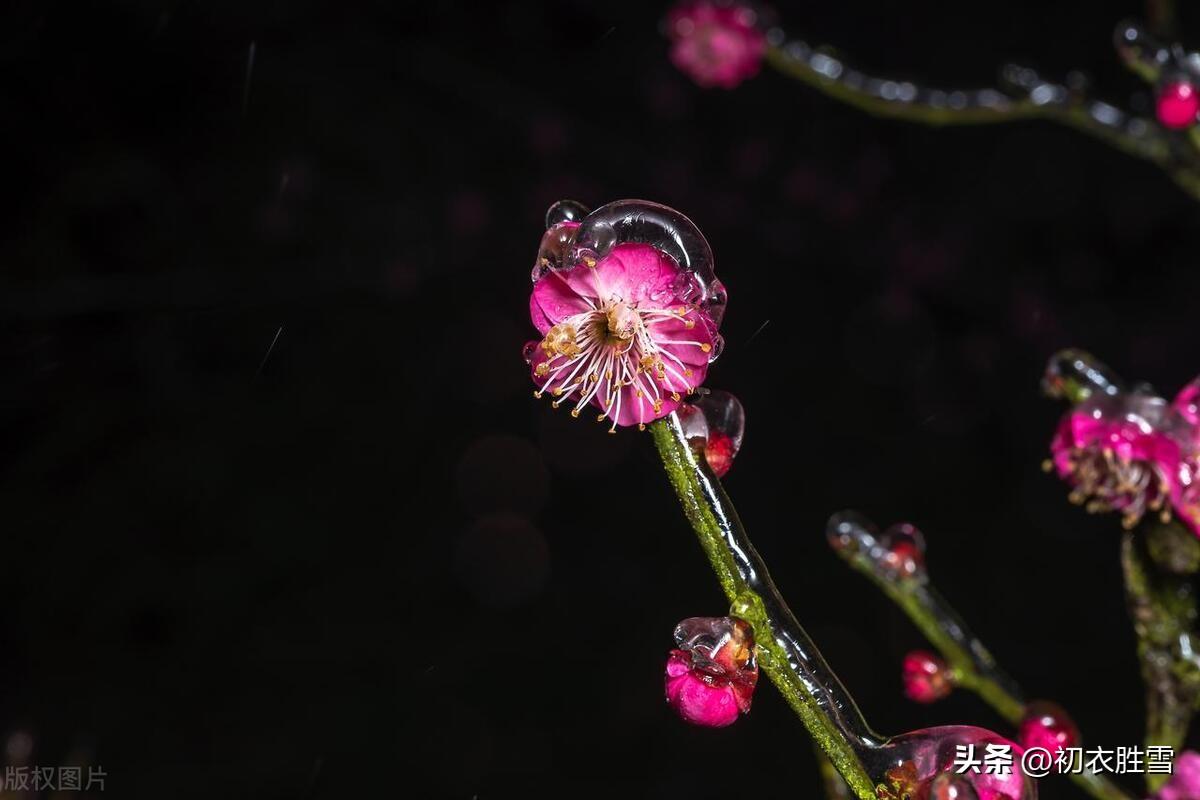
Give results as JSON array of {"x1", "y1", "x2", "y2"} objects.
[
  {"x1": 678, "y1": 389, "x2": 745, "y2": 476},
  {"x1": 526, "y1": 200, "x2": 725, "y2": 430},
  {"x1": 1155, "y1": 751, "x2": 1200, "y2": 800},
  {"x1": 1047, "y1": 384, "x2": 1200, "y2": 534},
  {"x1": 827, "y1": 511, "x2": 927, "y2": 583},
  {"x1": 1175, "y1": 378, "x2": 1200, "y2": 426},
  {"x1": 1016, "y1": 702, "x2": 1078, "y2": 768},
  {"x1": 1041, "y1": 349, "x2": 1124, "y2": 404},
  {"x1": 666, "y1": 1, "x2": 766, "y2": 89},
  {"x1": 902, "y1": 650, "x2": 952, "y2": 704},
  {"x1": 664, "y1": 616, "x2": 758, "y2": 727},
  {"x1": 867, "y1": 726, "x2": 1036, "y2": 800}
]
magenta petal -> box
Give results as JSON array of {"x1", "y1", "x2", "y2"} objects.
[
  {"x1": 646, "y1": 313, "x2": 715, "y2": 370},
  {"x1": 1175, "y1": 379, "x2": 1200, "y2": 427},
  {"x1": 582, "y1": 243, "x2": 680, "y2": 306},
  {"x1": 531, "y1": 270, "x2": 592, "y2": 335},
  {"x1": 664, "y1": 655, "x2": 741, "y2": 728},
  {"x1": 611, "y1": 389, "x2": 682, "y2": 428}
]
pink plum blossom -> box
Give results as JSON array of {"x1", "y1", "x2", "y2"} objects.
[
  {"x1": 1154, "y1": 751, "x2": 1200, "y2": 800},
  {"x1": 666, "y1": 1, "x2": 766, "y2": 89},
  {"x1": 529, "y1": 241, "x2": 717, "y2": 431},
  {"x1": 1048, "y1": 381, "x2": 1200, "y2": 535}
]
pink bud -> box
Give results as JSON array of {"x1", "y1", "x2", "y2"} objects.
[
  {"x1": 902, "y1": 650, "x2": 953, "y2": 703},
  {"x1": 664, "y1": 616, "x2": 758, "y2": 727},
  {"x1": 1158, "y1": 81, "x2": 1200, "y2": 130},
  {"x1": 679, "y1": 390, "x2": 745, "y2": 477},
  {"x1": 1017, "y1": 702, "x2": 1079, "y2": 766}
]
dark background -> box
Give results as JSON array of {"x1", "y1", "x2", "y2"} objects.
[{"x1": 2, "y1": 0, "x2": 1198, "y2": 797}]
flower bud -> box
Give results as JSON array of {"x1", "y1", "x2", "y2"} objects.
[
  {"x1": 901, "y1": 650, "x2": 952, "y2": 704},
  {"x1": 1017, "y1": 702, "x2": 1079, "y2": 768},
  {"x1": 664, "y1": 616, "x2": 758, "y2": 727}
]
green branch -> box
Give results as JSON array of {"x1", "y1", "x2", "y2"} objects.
[
  {"x1": 1121, "y1": 523, "x2": 1200, "y2": 791},
  {"x1": 831, "y1": 516, "x2": 1133, "y2": 800},
  {"x1": 650, "y1": 415, "x2": 878, "y2": 800}
]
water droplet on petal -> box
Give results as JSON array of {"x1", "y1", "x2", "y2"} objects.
[
  {"x1": 544, "y1": 199, "x2": 590, "y2": 228},
  {"x1": 521, "y1": 340, "x2": 539, "y2": 365}
]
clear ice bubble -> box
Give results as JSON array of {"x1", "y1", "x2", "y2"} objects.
[
  {"x1": 1042, "y1": 349, "x2": 1124, "y2": 403},
  {"x1": 695, "y1": 390, "x2": 745, "y2": 453},
  {"x1": 927, "y1": 772, "x2": 981, "y2": 800},
  {"x1": 878, "y1": 523, "x2": 926, "y2": 580},
  {"x1": 707, "y1": 332, "x2": 725, "y2": 363},
  {"x1": 865, "y1": 726, "x2": 1037, "y2": 800},
  {"x1": 678, "y1": 390, "x2": 745, "y2": 477},
  {"x1": 826, "y1": 512, "x2": 927, "y2": 583},
  {"x1": 676, "y1": 403, "x2": 710, "y2": 446},
  {"x1": 1174, "y1": 376, "x2": 1200, "y2": 426},
  {"x1": 534, "y1": 199, "x2": 728, "y2": 335},
  {"x1": 570, "y1": 199, "x2": 725, "y2": 315},
  {"x1": 672, "y1": 616, "x2": 757, "y2": 680},
  {"x1": 532, "y1": 221, "x2": 581, "y2": 282},
  {"x1": 544, "y1": 199, "x2": 590, "y2": 228}
]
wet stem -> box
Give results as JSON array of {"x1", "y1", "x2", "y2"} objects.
[
  {"x1": 649, "y1": 415, "x2": 878, "y2": 800},
  {"x1": 1121, "y1": 528, "x2": 1200, "y2": 792},
  {"x1": 652, "y1": 410, "x2": 1136, "y2": 800},
  {"x1": 866, "y1": 578, "x2": 1133, "y2": 800}
]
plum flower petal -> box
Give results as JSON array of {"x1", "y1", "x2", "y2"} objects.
[
  {"x1": 1155, "y1": 751, "x2": 1200, "y2": 800},
  {"x1": 1045, "y1": 355, "x2": 1200, "y2": 535},
  {"x1": 525, "y1": 201, "x2": 725, "y2": 431},
  {"x1": 666, "y1": 1, "x2": 766, "y2": 89},
  {"x1": 664, "y1": 616, "x2": 757, "y2": 727},
  {"x1": 664, "y1": 651, "x2": 742, "y2": 727}
]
